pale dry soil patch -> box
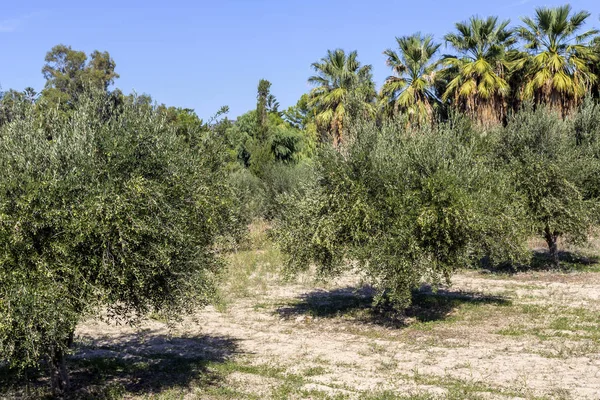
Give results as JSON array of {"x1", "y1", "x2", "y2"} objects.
[{"x1": 70, "y1": 238, "x2": 600, "y2": 400}]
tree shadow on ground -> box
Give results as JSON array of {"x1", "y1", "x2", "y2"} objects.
[
  {"x1": 276, "y1": 285, "x2": 510, "y2": 328},
  {"x1": 529, "y1": 250, "x2": 599, "y2": 271},
  {"x1": 482, "y1": 250, "x2": 600, "y2": 274},
  {"x1": 0, "y1": 330, "x2": 241, "y2": 399}
]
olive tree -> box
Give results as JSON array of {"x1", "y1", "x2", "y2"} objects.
[
  {"x1": 493, "y1": 105, "x2": 600, "y2": 268},
  {"x1": 0, "y1": 91, "x2": 237, "y2": 393},
  {"x1": 573, "y1": 98, "x2": 600, "y2": 201},
  {"x1": 274, "y1": 117, "x2": 527, "y2": 309}
]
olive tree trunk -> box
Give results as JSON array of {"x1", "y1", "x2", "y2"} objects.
[
  {"x1": 49, "y1": 331, "x2": 74, "y2": 396},
  {"x1": 544, "y1": 226, "x2": 560, "y2": 269}
]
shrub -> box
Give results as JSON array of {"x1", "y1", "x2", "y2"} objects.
[
  {"x1": 230, "y1": 160, "x2": 315, "y2": 222},
  {"x1": 230, "y1": 167, "x2": 268, "y2": 222}
]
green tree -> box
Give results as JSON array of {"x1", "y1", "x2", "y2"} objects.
[
  {"x1": 250, "y1": 79, "x2": 276, "y2": 176},
  {"x1": 516, "y1": 5, "x2": 599, "y2": 115},
  {"x1": 493, "y1": 106, "x2": 598, "y2": 268},
  {"x1": 157, "y1": 105, "x2": 208, "y2": 145},
  {"x1": 308, "y1": 49, "x2": 376, "y2": 145},
  {"x1": 572, "y1": 98, "x2": 600, "y2": 201},
  {"x1": 41, "y1": 44, "x2": 119, "y2": 109},
  {"x1": 0, "y1": 90, "x2": 237, "y2": 394},
  {"x1": 267, "y1": 93, "x2": 281, "y2": 115},
  {"x1": 225, "y1": 110, "x2": 257, "y2": 168},
  {"x1": 256, "y1": 79, "x2": 272, "y2": 141},
  {"x1": 380, "y1": 33, "x2": 441, "y2": 125},
  {"x1": 0, "y1": 89, "x2": 28, "y2": 125},
  {"x1": 274, "y1": 117, "x2": 526, "y2": 309},
  {"x1": 226, "y1": 81, "x2": 308, "y2": 178},
  {"x1": 283, "y1": 93, "x2": 314, "y2": 130},
  {"x1": 442, "y1": 16, "x2": 516, "y2": 126},
  {"x1": 283, "y1": 94, "x2": 318, "y2": 158}
]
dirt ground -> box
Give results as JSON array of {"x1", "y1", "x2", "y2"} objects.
[{"x1": 73, "y1": 247, "x2": 600, "y2": 400}]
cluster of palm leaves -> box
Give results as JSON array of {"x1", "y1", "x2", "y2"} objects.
[
  {"x1": 308, "y1": 49, "x2": 376, "y2": 144},
  {"x1": 308, "y1": 5, "x2": 600, "y2": 138}
]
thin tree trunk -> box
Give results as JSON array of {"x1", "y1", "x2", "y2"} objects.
[
  {"x1": 49, "y1": 330, "x2": 74, "y2": 396},
  {"x1": 544, "y1": 226, "x2": 560, "y2": 269}
]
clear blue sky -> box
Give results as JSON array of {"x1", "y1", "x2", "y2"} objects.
[{"x1": 1, "y1": 0, "x2": 599, "y2": 119}]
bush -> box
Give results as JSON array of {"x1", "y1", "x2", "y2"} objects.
[
  {"x1": 273, "y1": 117, "x2": 527, "y2": 309},
  {"x1": 0, "y1": 91, "x2": 238, "y2": 392},
  {"x1": 230, "y1": 167, "x2": 268, "y2": 222},
  {"x1": 230, "y1": 160, "x2": 315, "y2": 222}
]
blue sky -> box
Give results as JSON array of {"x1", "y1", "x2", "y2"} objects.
[{"x1": 1, "y1": 0, "x2": 599, "y2": 119}]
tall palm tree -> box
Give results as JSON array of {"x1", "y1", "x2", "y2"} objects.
[
  {"x1": 380, "y1": 33, "x2": 441, "y2": 125},
  {"x1": 308, "y1": 49, "x2": 375, "y2": 144},
  {"x1": 442, "y1": 16, "x2": 516, "y2": 126},
  {"x1": 517, "y1": 5, "x2": 599, "y2": 115}
]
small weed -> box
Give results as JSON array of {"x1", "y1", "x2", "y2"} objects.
[{"x1": 302, "y1": 366, "x2": 328, "y2": 377}]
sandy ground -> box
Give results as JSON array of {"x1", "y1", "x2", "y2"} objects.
[{"x1": 75, "y1": 267, "x2": 600, "y2": 400}]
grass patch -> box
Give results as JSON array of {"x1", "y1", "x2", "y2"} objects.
[
  {"x1": 496, "y1": 305, "x2": 600, "y2": 342},
  {"x1": 216, "y1": 222, "x2": 283, "y2": 310},
  {"x1": 404, "y1": 370, "x2": 541, "y2": 399},
  {"x1": 302, "y1": 366, "x2": 329, "y2": 376}
]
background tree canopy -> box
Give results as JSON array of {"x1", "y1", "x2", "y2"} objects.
[{"x1": 41, "y1": 44, "x2": 119, "y2": 110}]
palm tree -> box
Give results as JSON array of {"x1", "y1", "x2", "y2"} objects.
[
  {"x1": 442, "y1": 16, "x2": 516, "y2": 126},
  {"x1": 308, "y1": 49, "x2": 375, "y2": 144},
  {"x1": 593, "y1": 30, "x2": 600, "y2": 97},
  {"x1": 380, "y1": 33, "x2": 441, "y2": 125},
  {"x1": 517, "y1": 5, "x2": 599, "y2": 115}
]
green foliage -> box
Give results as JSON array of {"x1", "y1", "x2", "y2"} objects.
[
  {"x1": 224, "y1": 100, "x2": 313, "y2": 220},
  {"x1": 442, "y1": 16, "x2": 516, "y2": 125},
  {"x1": 229, "y1": 168, "x2": 268, "y2": 221},
  {"x1": 308, "y1": 49, "x2": 376, "y2": 144},
  {"x1": 256, "y1": 79, "x2": 272, "y2": 142},
  {"x1": 269, "y1": 123, "x2": 305, "y2": 163},
  {"x1": 266, "y1": 93, "x2": 281, "y2": 115},
  {"x1": 573, "y1": 98, "x2": 600, "y2": 201},
  {"x1": 223, "y1": 79, "x2": 314, "y2": 220},
  {"x1": 226, "y1": 80, "x2": 309, "y2": 178},
  {"x1": 261, "y1": 161, "x2": 315, "y2": 220},
  {"x1": 516, "y1": 5, "x2": 599, "y2": 114},
  {"x1": 158, "y1": 106, "x2": 205, "y2": 142},
  {"x1": 0, "y1": 90, "x2": 237, "y2": 384},
  {"x1": 248, "y1": 139, "x2": 275, "y2": 177},
  {"x1": 274, "y1": 117, "x2": 527, "y2": 309},
  {"x1": 0, "y1": 89, "x2": 33, "y2": 126},
  {"x1": 283, "y1": 93, "x2": 314, "y2": 130},
  {"x1": 380, "y1": 33, "x2": 441, "y2": 124},
  {"x1": 492, "y1": 105, "x2": 600, "y2": 267},
  {"x1": 41, "y1": 44, "x2": 119, "y2": 110},
  {"x1": 225, "y1": 110, "x2": 257, "y2": 167},
  {"x1": 230, "y1": 161, "x2": 315, "y2": 221}
]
